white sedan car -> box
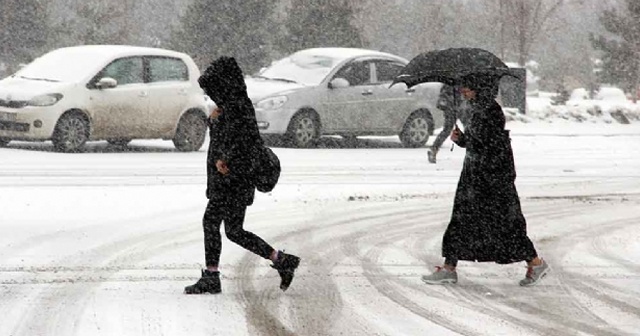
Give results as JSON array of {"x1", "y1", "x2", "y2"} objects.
[
  {"x1": 246, "y1": 48, "x2": 444, "y2": 147},
  {"x1": 0, "y1": 45, "x2": 209, "y2": 152}
]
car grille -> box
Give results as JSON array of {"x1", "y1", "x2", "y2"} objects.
[
  {"x1": 0, "y1": 99, "x2": 27, "y2": 108},
  {"x1": 0, "y1": 121, "x2": 30, "y2": 132}
]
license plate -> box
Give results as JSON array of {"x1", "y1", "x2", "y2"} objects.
[{"x1": 0, "y1": 112, "x2": 16, "y2": 122}]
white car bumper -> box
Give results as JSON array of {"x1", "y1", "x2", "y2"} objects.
[
  {"x1": 255, "y1": 107, "x2": 297, "y2": 135},
  {"x1": 0, "y1": 106, "x2": 60, "y2": 140}
]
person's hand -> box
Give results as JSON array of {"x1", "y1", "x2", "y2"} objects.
[
  {"x1": 216, "y1": 160, "x2": 229, "y2": 175},
  {"x1": 210, "y1": 107, "x2": 222, "y2": 119},
  {"x1": 450, "y1": 124, "x2": 462, "y2": 142}
]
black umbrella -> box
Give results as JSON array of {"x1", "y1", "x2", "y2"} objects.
[{"x1": 392, "y1": 47, "x2": 518, "y2": 88}]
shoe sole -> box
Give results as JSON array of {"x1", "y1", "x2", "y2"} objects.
[
  {"x1": 421, "y1": 278, "x2": 457, "y2": 285},
  {"x1": 184, "y1": 289, "x2": 222, "y2": 295}
]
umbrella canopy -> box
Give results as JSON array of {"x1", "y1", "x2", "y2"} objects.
[{"x1": 392, "y1": 48, "x2": 518, "y2": 88}]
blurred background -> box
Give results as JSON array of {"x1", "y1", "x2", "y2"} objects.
[{"x1": 0, "y1": 0, "x2": 635, "y2": 99}]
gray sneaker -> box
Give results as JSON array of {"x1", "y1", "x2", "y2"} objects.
[
  {"x1": 519, "y1": 259, "x2": 549, "y2": 286},
  {"x1": 422, "y1": 266, "x2": 458, "y2": 284}
]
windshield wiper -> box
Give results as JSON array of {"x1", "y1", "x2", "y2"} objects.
[
  {"x1": 19, "y1": 76, "x2": 60, "y2": 83},
  {"x1": 254, "y1": 75, "x2": 298, "y2": 84}
]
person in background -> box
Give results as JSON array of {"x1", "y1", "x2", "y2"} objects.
[
  {"x1": 421, "y1": 74, "x2": 549, "y2": 287},
  {"x1": 428, "y1": 84, "x2": 465, "y2": 164},
  {"x1": 184, "y1": 56, "x2": 300, "y2": 295}
]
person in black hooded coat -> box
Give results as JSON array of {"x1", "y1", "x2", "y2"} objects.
[
  {"x1": 422, "y1": 74, "x2": 549, "y2": 287},
  {"x1": 184, "y1": 57, "x2": 300, "y2": 295}
]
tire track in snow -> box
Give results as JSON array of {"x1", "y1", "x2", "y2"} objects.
[
  {"x1": 442, "y1": 201, "x2": 630, "y2": 336},
  {"x1": 425, "y1": 198, "x2": 640, "y2": 336},
  {"x1": 235, "y1": 202, "x2": 437, "y2": 335},
  {"x1": 343, "y1": 198, "x2": 632, "y2": 335},
  {"x1": 8, "y1": 227, "x2": 201, "y2": 336},
  {"x1": 5, "y1": 205, "x2": 303, "y2": 336},
  {"x1": 342, "y1": 201, "x2": 567, "y2": 335},
  {"x1": 345, "y1": 230, "x2": 480, "y2": 336},
  {"x1": 545, "y1": 207, "x2": 640, "y2": 330},
  {"x1": 310, "y1": 199, "x2": 500, "y2": 335}
]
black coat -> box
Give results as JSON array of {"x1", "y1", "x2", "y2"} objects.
[
  {"x1": 443, "y1": 98, "x2": 537, "y2": 264},
  {"x1": 199, "y1": 57, "x2": 263, "y2": 206}
]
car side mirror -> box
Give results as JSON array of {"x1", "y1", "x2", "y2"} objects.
[
  {"x1": 329, "y1": 78, "x2": 350, "y2": 89},
  {"x1": 96, "y1": 77, "x2": 117, "y2": 89}
]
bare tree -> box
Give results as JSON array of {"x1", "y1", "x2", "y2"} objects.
[
  {"x1": 410, "y1": 1, "x2": 449, "y2": 51},
  {"x1": 353, "y1": 0, "x2": 467, "y2": 58},
  {"x1": 497, "y1": 0, "x2": 569, "y2": 66}
]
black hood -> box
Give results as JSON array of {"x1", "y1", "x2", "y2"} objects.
[
  {"x1": 198, "y1": 56, "x2": 248, "y2": 110},
  {"x1": 460, "y1": 74, "x2": 500, "y2": 106}
]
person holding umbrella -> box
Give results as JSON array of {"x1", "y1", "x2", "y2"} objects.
[
  {"x1": 393, "y1": 48, "x2": 548, "y2": 286},
  {"x1": 422, "y1": 73, "x2": 548, "y2": 286}
]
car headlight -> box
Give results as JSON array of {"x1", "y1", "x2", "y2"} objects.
[
  {"x1": 256, "y1": 96, "x2": 288, "y2": 110},
  {"x1": 28, "y1": 93, "x2": 63, "y2": 106}
]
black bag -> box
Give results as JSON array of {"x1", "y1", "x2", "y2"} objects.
[{"x1": 253, "y1": 145, "x2": 281, "y2": 192}]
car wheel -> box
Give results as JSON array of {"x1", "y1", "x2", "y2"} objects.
[
  {"x1": 286, "y1": 111, "x2": 319, "y2": 148},
  {"x1": 107, "y1": 139, "x2": 131, "y2": 146},
  {"x1": 173, "y1": 112, "x2": 206, "y2": 151},
  {"x1": 400, "y1": 112, "x2": 432, "y2": 148},
  {"x1": 0, "y1": 138, "x2": 10, "y2": 147},
  {"x1": 52, "y1": 113, "x2": 90, "y2": 152}
]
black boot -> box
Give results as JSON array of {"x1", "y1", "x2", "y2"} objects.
[
  {"x1": 271, "y1": 251, "x2": 300, "y2": 291},
  {"x1": 184, "y1": 269, "x2": 221, "y2": 294}
]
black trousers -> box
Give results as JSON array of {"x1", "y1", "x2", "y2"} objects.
[
  {"x1": 432, "y1": 110, "x2": 456, "y2": 150},
  {"x1": 202, "y1": 200, "x2": 274, "y2": 267}
]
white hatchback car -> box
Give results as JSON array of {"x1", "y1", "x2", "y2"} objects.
[
  {"x1": 0, "y1": 45, "x2": 209, "y2": 152},
  {"x1": 246, "y1": 48, "x2": 444, "y2": 147}
]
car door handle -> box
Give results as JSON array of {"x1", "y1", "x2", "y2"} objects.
[
  {"x1": 361, "y1": 90, "x2": 373, "y2": 96},
  {"x1": 178, "y1": 88, "x2": 188, "y2": 95},
  {"x1": 405, "y1": 88, "x2": 416, "y2": 93},
  {"x1": 139, "y1": 91, "x2": 148, "y2": 97}
]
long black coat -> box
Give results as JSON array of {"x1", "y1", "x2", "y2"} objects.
[
  {"x1": 443, "y1": 97, "x2": 537, "y2": 264},
  {"x1": 199, "y1": 57, "x2": 263, "y2": 206}
]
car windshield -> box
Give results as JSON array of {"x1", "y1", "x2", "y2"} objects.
[
  {"x1": 257, "y1": 51, "x2": 340, "y2": 86},
  {"x1": 14, "y1": 49, "x2": 113, "y2": 83}
]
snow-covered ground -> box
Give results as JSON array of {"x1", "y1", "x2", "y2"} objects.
[
  {"x1": 1, "y1": 118, "x2": 639, "y2": 335},
  {"x1": 519, "y1": 93, "x2": 640, "y2": 124}
]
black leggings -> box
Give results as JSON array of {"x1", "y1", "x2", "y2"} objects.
[{"x1": 202, "y1": 201, "x2": 274, "y2": 267}]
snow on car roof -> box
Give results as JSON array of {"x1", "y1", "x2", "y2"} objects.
[
  {"x1": 51, "y1": 45, "x2": 189, "y2": 59},
  {"x1": 16, "y1": 45, "x2": 190, "y2": 83},
  {"x1": 293, "y1": 48, "x2": 407, "y2": 63}
]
